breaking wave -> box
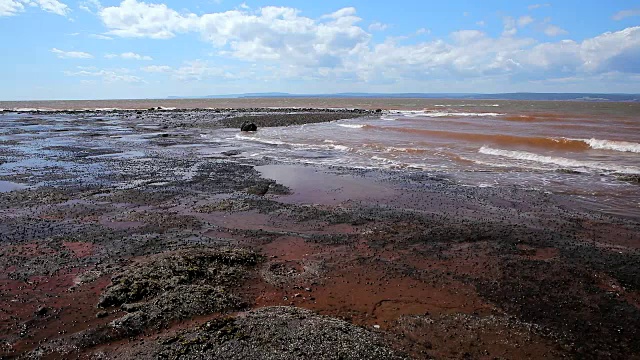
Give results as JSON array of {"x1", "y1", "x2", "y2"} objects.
[
  {"x1": 479, "y1": 146, "x2": 640, "y2": 174},
  {"x1": 337, "y1": 124, "x2": 366, "y2": 129},
  {"x1": 582, "y1": 138, "x2": 640, "y2": 153}
]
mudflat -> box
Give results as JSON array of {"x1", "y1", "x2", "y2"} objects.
[{"x1": 0, "y1": 108, "x2": 639, "y2": 359}]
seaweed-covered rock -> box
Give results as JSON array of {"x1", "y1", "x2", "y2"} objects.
[
  {"x1": 240, "y1": 122, "x2": 257, "y2": 131},
  {"x1": 114, "y1": 307, "x2": 407, "y2": 360},
  {"x1": 98, "y1": 248, "x2": 259, "y2": 308}
]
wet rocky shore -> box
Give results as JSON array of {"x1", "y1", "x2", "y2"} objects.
[{"x1": 0, "y1": 109, "x2": 638, "y2": 359}]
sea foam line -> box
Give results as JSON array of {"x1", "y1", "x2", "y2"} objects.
[
  {"x1": 479, "y1": 146, "x2": 640, "y2": 174},
  {"x1": 581, "y1": 138, "x2": 640, "y2": 153},
  {"x1": 337, "y1": 124, "x2": 366, "y2": 129}
]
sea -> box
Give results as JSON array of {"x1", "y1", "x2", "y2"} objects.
[{"x1": 1, "y1": 98, "x2": 639, "y2": 218}]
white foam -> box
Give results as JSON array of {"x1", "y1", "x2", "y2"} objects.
[
  {"x1": 423, "y1": 111, "x2": 502, "y2": 117},
  {"x1": 235, "y1": 134, "x2": 286, "y2": 145},
  {"x1": 393, "y1": 110, "x2": 502, "y2": 118},
  {"x1": 479, "y1": 146, "x2": 640, "y2": 174},
  {"x1": 582, "y1": 138, "x2": 640, "y2": 153},
  {"x1": 331, "y1": 144, "x2": 351, "y2": 151},
  {"x1": 434, "y1": 104, "x2": 500, "y2": 107},
  {"x1": 337, "y1": 124, "x2": 366, "y2": 129}
]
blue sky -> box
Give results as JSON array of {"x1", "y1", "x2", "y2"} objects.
[{"x1": 1, "y1": 0, "x2": 639, "y2": 100}]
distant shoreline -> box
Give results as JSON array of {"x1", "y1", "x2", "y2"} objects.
[
  {"x1": 2, "y1": 96, "x2": 640, "y2": 112},
  {"x1": 2, "y1": 92, "x2": 640, "y2": 104}
]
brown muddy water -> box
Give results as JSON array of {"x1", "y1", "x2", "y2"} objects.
[{"x1": 1, "y1": 98, "x2": 639, "y2": 218}]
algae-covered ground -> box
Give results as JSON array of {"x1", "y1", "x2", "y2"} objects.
[{"x1": 0, "y1": 109, "x2": 638, "y2": 359}]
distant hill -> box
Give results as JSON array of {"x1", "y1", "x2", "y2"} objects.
[{"x1": 168, "y1": 93, "x2": 640, "y2": 102}]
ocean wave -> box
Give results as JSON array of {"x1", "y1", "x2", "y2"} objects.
[
  {"x1": 582, "y1": 138, "x2": 640, "y2": 153},
  {"x1": 365, "y1": 126, "x2": 593, "y2": 151},
  {"x1": 424, "y1": 111, "x2": 502, "y2": 117},
  {"x1": 337, "y1": 124, "x2": 366, "y2": 129},
  {"x1": 394, "y1": 110, "x2": 502, "y2": 118},
  {"x1": 434, "y1": 104, "x2": 500, "y2": 107},
  {"x1": 235, "y1": 134, "x2": 352, "y2": 152},
  {"x1": 479, "y1": 146, "x2": 640, "y2": 174}
]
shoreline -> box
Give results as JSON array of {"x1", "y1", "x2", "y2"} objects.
[
  {"x1": 3, "y1": 97, "x2": 640, "y2": 112},
  {"x1": 0, "y1": 109, "x2": 639, "y2": 358}
]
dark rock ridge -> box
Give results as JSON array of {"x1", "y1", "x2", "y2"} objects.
[
  {"x1": 240, "y1": 122, "x2": 257, "y2": 131},
  {"x1": 108, "y1": 307, "x2": 407, "y2": 359}
]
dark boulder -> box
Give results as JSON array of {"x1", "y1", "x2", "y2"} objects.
[
  {"x1": 240, "y1": 122, "x2": 257, "y2": 131},
  {"x1": 221, "y1": 150, "x2": 242, "y2": 157}
]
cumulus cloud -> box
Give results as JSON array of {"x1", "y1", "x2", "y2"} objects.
[
  {"x1": 94, "y1": 1, "x2": 640, "y2": 84},
  {"x1": 100, "y1": 1, "x2": 370, "y2": 69},
  {"x1": 105, "y1": 52, "x2": 153, "y2": 60},
  {"x1": 544, "y1": 24, "x2": 568, "y2": 37},
  {"x1": 79, "y1": 0, "x2": 101, "y2": 13},
  {"x1": 99, "y1": 0, "x2": 198, "y2": 39},
  {"x1": 613, "y1": 9, "x2": 640, "y2": 21},
  {"x1": 51, "y1": 48, "x2": 93, "y2": 58},
  {"x1": 31, "y1": 0, "x2": 69, "y2": 16},
  {"x1": 142, "y1": 65, "x2": 172, "y2": 72},
  {"x1": 0, "y1": 0, "x2": 24, "y2": 16},
  {"x1": 1, "y1": 0, "x2": 69, "y2": 16},
  {"x1": 518, "y1": 15, "x2": 534, "y2": 27}
]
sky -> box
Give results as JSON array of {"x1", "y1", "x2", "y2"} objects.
[{"x1": 1, "y1": 0, "x2": 640, "y2": 100}]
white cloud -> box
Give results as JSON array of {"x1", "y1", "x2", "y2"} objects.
[
  {"x1": 1, "y1": 0, "x2": 69, "y2": 16},
  {"x1": 100, "y1": 1, "x2": 370, "y2": 70},
  {"x1": 502, "y1": 16, "x2": 517, "y2": 36},
  {"x1": 476, "y1": 21, "x2": 485, "y2": 27},
  {"x1": 79, "y1": 0, "x2": 101, "y2": 13},
  {"x1": 94, "y1": 2, "x2": 640, "y2": 85},
  {"x1": 416, "y1": 28, "x2": 430, "y2": 35},
  {"x1": 518, "y1": 15, "x2": 534, "y2": 27},
  {"x1": 173, "y1": 60, "x2": 234, "y2": 81},
  {"x1": 0, "y1": 0, "x2": 24, "y2": 16},
  {"x1": 99, "y1": 0, "x2": 199, "y2": 39},
  {"x1": 89, "y1": 33, "x2": 113, "y2": 40},
  {"x1": 51, "y1": 48, "x2": 93, "y2": 59},
  {"x1": 64, "y1": 67, "x2": 143, "y2": 83},
  {"x1": 528, "y1": 3, "x2": 550, "y2": 10},
  {"x1": 106, "y1": 52, "x2": 153, "y2": 60},
  {"x1": 544, "y1": 24, "x2": 568, "y2": 37},
  {"x1": 31, "y1": 0, "x2": 69, "y2": 16},
  {"x1": 613, "y1": 9, "x2": 640, "y2": 21},
  {"x1": 142, "y1": 65, "x2": 172, "y2": 72},
  {"x1": 368, "y1": 22, "x2": 388, "y2": 32}
]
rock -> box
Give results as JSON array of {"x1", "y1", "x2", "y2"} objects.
[
  {"x1": 221, "y1": 150, "x2": 242, "y2": 157},
  {"x1": 96, "y1": 311, "x2": 109, "y2": 318},
  {"x1": 375, "y1": 109, "x2": 383, "y2": 113},
  {"x1": 35, "y1": 306, "x2": 48, "y2": 316},
  {"x1": 240, "y1": 122, "x2": 258, "y2": 131},
  {"x1": 617, "y1": 174, "x2": 640, "y2": 184},
  {"x1": 148, "y1": 307, "x2": 406, "y2": 360}
]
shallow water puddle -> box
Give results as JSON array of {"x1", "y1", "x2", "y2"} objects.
[
  {"x1": 0, "y1": 180, "x2": 26, "y2": 192},
  {"x1": 256, "y1": 164, "x2": 395, "y2": 205}
]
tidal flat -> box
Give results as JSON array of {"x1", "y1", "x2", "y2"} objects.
[{"x1": 0, "y1": 107, "x2": 639, "y2": 359}]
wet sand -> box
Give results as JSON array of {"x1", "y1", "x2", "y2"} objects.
[{"x1": 0, "y1": 109, "x2": 639, "y2": 359}]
